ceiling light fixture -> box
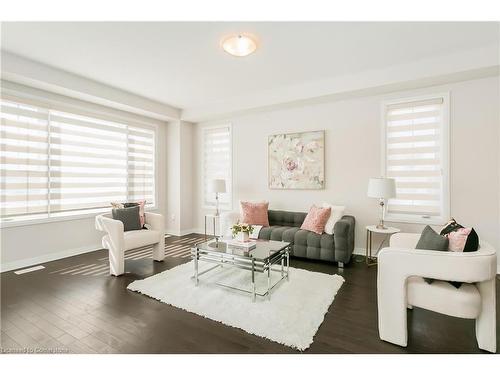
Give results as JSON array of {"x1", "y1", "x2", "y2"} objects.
[{"x1": 221, "y1": 34, "x2": 257, "y2": 57}]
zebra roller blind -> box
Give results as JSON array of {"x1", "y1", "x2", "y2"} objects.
[
  {"x1": 202, "y1": 125, "x2": 232, "y2": 209},
  {"x1": 1, "y1": 97, "x2": 156, "y2": 222},
  {"x1": 384, "y1": 95, "x2": 449, "y2": 224}
]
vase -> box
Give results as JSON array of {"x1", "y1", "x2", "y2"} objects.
[{"x1": 236, "y1": 232, "x2": 249, "y2": 242}]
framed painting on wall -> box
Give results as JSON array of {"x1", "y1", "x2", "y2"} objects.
[{"x1": 268, "y1": 130, "x2": 325, "y2": 189}]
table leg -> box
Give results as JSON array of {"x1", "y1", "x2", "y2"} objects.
[
  {"x1": 194, "y1": 248, "x2": 199, "y2": 286},
  {"x1": 251, "y1": 258, "x2": 256, "y2": 302},
  {"x1": 280, "y1": 255, "x2": 284, "y2": 277},
  {"x1": 204, "y1": 217, "x2": 207, "y2": 241},
  {"x1": 267, "y1": 262, "x2": 271, "y2": 301},
  {"x1": 365, "y1": 229, "x2": 369, "y2": 265},
  {"x1": 286, "y1": 249, "x2": 290, "y2": 281}
]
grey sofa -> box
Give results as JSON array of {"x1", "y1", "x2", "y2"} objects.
[{"x1": 257, "y1": 210, "x2": 355, "y2": 266}]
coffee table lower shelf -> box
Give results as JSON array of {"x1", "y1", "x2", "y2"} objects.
[{"x1": 191, "y1": 244, "x2": 290, "y2": 302}]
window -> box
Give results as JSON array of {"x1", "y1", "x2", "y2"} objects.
[
  {"x1": 1, "y1": 97, "x2": 156, "y2": 223},
  {"x1": 202, "y1": 124, "x2": 232, "y2": 209},
  {"x1": 382, "y1": 94, "x2": 449, "y2": 224}
]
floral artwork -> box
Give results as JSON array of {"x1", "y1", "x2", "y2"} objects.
[{"x1": 268, "y1": 130, "x2": 325, "y2": 189}]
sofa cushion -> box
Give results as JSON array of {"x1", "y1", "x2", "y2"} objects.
[
  {"x1": 240, "y1": 201, "x2": 269, "y2": 226},
  {"x1": 293, "y1": 229, "x2": 335, "y2": 261},
  {"x1": 300, "y1": 205, "x2": 331, "y2": 234},
  {"x1": 268, "y1": 210, "x2": 306, "y2": 227}
]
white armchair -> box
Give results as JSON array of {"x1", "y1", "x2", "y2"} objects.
[
  {"x1": 377, "y1": 232, "x2": 497, "y2": 353},
  {"x1": 95, "y1": 212, "x2": 165, "y2": 276}
]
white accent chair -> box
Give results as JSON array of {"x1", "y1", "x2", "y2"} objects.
[
  {"x1": 95, "y1": 212, "x2": 165, "y2": 276},
  {"x1": 377, "y1": 232, "x2": 497, "y2": 353}
]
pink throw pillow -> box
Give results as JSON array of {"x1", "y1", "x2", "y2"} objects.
[
  {"x1": 447, "y1": 228, "x2": 472, "y2": 252},
  {"x1": 136, "y1": 200, "x2": 146, "y2": 227},
  {"x1": 300, "y1": 205, "x2": 331, "y2": 235},
  {"x1": 240, "y1": 201, "x2": 269, "y2": 226}
]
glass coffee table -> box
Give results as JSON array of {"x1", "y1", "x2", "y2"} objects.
[{"x1": 191, "y1": 239, "x2": 291, "y2": 302}]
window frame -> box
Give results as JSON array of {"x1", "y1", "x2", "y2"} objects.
[
  {"x1": 201, "y1": 123, "x2": 233, "y2": 211},
  {"x1": 0, "y1": 94, "x2": 160, "y2": 228},
  {"x1": 380, "y1": 92, "x2": 450, "y2": 225}
]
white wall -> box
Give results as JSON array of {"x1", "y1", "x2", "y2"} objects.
[
  {"x1": 165, "y1": 120, "x2": 195, "y2": 236},
  {"x1": 193, "y1": 76, "x2": 500, "y2": 257}
]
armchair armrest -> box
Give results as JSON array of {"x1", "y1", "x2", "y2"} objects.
[
  {"x1": 333, "y1": 215, "x2": 355, "y2": 263},
  {"x1": 378, "y1": 245, "x2": 497, "y2": 284},
  {"x1": 145, "y1": 212, "x2": 165, "y2": 233},
  {"x1": 95, "y1": 213, "x2": 125, "y2": 251}
]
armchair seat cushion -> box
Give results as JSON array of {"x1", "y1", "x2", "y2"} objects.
[
  {"x1": 123, "y1": 229, "x2": 162, "y2": 251},
  {"x1": 407, "y1": 276, "x2": 481, "y2": 319}
]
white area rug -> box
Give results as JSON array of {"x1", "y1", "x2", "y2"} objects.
[{"x1": 127, "y1": 261, "x2": 344, "y2": 350}]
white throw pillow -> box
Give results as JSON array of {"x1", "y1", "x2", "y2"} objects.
[{"x1": 321, "y1": 203, "x2": 346, "y2": 235}]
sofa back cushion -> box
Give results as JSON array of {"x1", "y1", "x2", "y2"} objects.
[{"x1": 268, "y1": 210, "x2": 307, "y2": 227}]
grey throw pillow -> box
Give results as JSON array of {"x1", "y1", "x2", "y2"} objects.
[
  {"x1": 112, "y1": 205, "x2": 142, "y2": 232},
  {"x1": 416, "y1": 225, "x2": 449, "y2": 251},
  {"x1": 416, "y1": 225, "x2": 449, "y2": 286}
]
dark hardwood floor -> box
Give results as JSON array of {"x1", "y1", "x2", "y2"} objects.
[{"x1": 1, "y1": 233, "x2": 499, "y2": 354}]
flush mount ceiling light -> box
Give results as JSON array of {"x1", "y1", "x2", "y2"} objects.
[{"x1": 221, "y1": 34, "x2": 257, "y2": 57}]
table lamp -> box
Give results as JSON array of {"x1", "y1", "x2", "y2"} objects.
[
  {"x1": 209, "y1": 179, "x2": 226, "y2": 216},
  {"x1": 367, "y1": 177, "x2": 396, "y2": 229}
]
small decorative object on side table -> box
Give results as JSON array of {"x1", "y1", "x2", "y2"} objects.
[{"x1": 365, "y1": 225, "x2": 400, "y2": 266}]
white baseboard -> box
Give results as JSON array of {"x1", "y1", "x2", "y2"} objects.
[
  {"x1": 1, "y1": 244, "x2": 103, "y2": 273},
  {"x1": 165, "y1": 228, "x2": 199, "y2": 236}
]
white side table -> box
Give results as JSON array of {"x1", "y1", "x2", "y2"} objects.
[
  {"x1": 365, "y1": 225, "x2": 400, "y2": 266},
  {"x1": 204, "y1": 214, "x2": 220, "y2": 240}
]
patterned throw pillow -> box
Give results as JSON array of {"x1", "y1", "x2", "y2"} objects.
[
  {"x1": 440, "y1": 218, "x2": 479, "y2": 252},
  {"x1": 240, "y1": 201, "x2": 270, "y2": 226},
  {"x1": 300, "y1": 205, "x2": 332, "y2": 235}
]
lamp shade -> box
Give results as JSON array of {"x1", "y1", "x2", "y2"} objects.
[
  {"x1": 209, "y1": 179, "x2": 227, "y2": 193},
  {"x1": 367, "y1": 178, "x2": 396, "y2": 199}
]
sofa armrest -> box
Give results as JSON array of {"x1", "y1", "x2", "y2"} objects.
[{"x1": 333, "y1": 215, "x2": 355, "y2": 263}]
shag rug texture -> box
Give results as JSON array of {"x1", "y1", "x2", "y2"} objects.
[{"x1": 127, "y1": 261, "x2": 344, "y2": 350}]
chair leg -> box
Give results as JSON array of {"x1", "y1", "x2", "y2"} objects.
[
  {"x1": 476, "y1": 279, "x2": 496, "y2": 353},
  {"x1": 338, "y1": 262, "x2": 344, "y2": 268},
  {"x1": 152, "y1": 242, "x2": 165, "y2": 262},
  {"x1": 109, "y1": 247, "x2": 125, "y2": 276}
]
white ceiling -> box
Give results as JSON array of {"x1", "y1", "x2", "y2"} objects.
[{"x1": 1, "y1": 22, "x2": 499, "y2": 119}]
